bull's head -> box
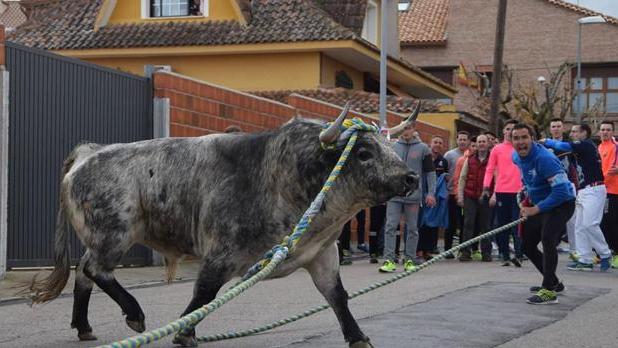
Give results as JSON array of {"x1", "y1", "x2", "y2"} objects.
[{"x1": 319, "y1": 102, "x2": 420, "y2": 206}]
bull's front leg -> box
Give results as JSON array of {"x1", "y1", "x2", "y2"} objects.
[{"x1": 305, "y1": 243, "x2": 373, "y2": 348}]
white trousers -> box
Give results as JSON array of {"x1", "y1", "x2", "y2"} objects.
[{"x1": 575, "y1": 185, "x2": 612, "y2": 263}]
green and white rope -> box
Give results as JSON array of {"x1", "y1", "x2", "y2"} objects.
[
  {"x1": 196, "y1": 217, "x2": 527, "y2": 343},
  {"x1": 96, "y1": 248, "x2": 288, "y2": 348},
  {"x1": 97, "y1": 117, "x2": 377, "y2": 348}
]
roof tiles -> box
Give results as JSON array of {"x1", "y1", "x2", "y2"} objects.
[{"x1": 399, "y1": 0, "x2": 449, "y2": 46}]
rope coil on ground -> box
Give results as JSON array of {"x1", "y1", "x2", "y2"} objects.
[{"x1": 196, "y1": 217, "x2": 527, "y2": 343}]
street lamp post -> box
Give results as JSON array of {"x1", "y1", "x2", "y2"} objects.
[{"x1": 575, "y1": 15, "x2": 606, "y2": 123}]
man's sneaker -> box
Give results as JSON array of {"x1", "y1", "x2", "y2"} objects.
[
  {"x1": 481, "y1": 254, "x2": 492, "y2": 262},
  {"x1": 379, "y1": 260, "x2": 397, "y2": 273},
  {"x1": 600, "y1": 257, "x2": 611, "y2": 272},
  {"x1": 403, "y1": 259, "x2": 417, "y2": 272},
  {"x1": 340, "y1": 258, "x2": 352, "y2": 266},
  {"x1": 526, "y1": 289, "x2": 558, "y2": 305},
  {"x1": 612, "y1": 255, "x2": 618, "y2": 269},
  {"x1": 472, "y1": 251, "x2": 482, "y2": 261},
  {"x1": 357, "y1": 244, "x2": 369, "y2": 253},
  {"x1": 510, "y1": 257, "x2": 522, "y2": 268},
  {"x1": 530, "y1": 282, "x2": 565, "y2": 294},
  {"x1": 459, "y1": 252, "x2": 472, "y2": 262},
  {"x1": 567, "y1": 261, "x2": 593, "y2": 271},
  {"x1": 568, "y1": 252, "x2": 579, "y2": 262},
  {"x1": 369, "y1": 254, "x2": 378, "y2": 264}
]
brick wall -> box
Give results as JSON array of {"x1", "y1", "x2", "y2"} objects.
[
  {"x1": 154, "y1": 72, "x2": 296, "y2": 136},
  {"x1": 154, "y1": 71, "x2": 450, "y2": 144},
  {"x1": 402, "y1": 0, "x2": 618, "y2": 123}
]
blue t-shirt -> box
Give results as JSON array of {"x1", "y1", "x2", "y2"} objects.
[
  {"x1": 512, "y1": 143, "x2": 576, "y2": 212},
  {"x1": 543, "y1": 139, "x2": 604, "y2": 187}
]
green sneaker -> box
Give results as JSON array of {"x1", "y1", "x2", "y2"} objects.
[
  {"x1": 379, "y1": 260, "x2": 397, "y2": 273},
  {"x1": 471, "y1": 251, "x2": 482, "y2": 261},
  {"x1": 526, "y1": 288, "x2": 558, "y2": 305},
  {"x1": 612, "y1": 255, "x2": 618, "y2": 269},
  {"x1": 567, "y1": 261, "x2": 593, "y2": 271},
  {"x1": 403, "y1": 259, "x2": 417, "y2": 272}
]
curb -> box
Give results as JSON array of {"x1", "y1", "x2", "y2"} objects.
[{"x1": 0, "y1": 277, "x2": 197, "y2": 307}]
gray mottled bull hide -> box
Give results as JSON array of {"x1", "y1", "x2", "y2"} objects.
[{"x1": 23, "y1": 116, "x2": 417, "y2": 347}]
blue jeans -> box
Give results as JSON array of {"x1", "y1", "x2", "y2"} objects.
[{"x1": 495, "y1": 193, "x2": 522, "y2": 260}]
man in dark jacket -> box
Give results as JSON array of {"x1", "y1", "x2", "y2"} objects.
[{"x1": 457, "y1": 134, "x2": 492, "y2": 262}]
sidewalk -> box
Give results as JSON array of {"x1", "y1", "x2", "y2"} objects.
[{"x1": 0, "y1": 260, "x2": 202, "y2": 305}]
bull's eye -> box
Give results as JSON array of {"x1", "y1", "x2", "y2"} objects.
[{"x1": 358, "y1": 149, "x2": 373, "y2": 162}]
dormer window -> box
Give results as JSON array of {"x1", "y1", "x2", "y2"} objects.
[
  {"x1": 362, "y1": 0, "x2": 378, "y2": 44},
  {"x1": 144, "y1": 0, "x2": 208, "y2": 18}
]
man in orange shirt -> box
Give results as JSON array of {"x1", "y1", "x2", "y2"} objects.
[{"x1": 598, "y1": 121, "x2": 618, "y2": 269}]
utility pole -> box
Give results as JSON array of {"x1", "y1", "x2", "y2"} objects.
[
  {"x1": 489, "y1": 0, "x2": 507, "y2": 136},
  {"x1": 379, "y1": 0, "x2": 388, "y2": 130}
]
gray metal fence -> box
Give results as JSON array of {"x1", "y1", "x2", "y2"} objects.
[{"x1": 6, "y1": 42, "x2": 153, "y2": 268}]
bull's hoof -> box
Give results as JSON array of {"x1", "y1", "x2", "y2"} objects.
[
  {"x1": 349, "y1": 339, "x2": 374, "y2": 348},
  {"x1": 126, "y1": 318, "x2": 146, "y2": 333},
  {"x1": 77, "y1": 332, "x2": 98, "y2": 341},
  {"x1": 172, "y1": 333, "x2": 198, "y2": 347}
]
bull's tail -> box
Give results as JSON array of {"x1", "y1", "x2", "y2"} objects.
[{"x1": 17, "y1": 145, "x2": 97, "y2": 303}]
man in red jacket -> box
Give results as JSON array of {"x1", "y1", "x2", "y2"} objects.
[{"x1": 457, "y1": 134, "x2": 493, "y2": 261}]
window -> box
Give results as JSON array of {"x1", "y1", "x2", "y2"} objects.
[
  {"x1": 362, "y1": 0, "x2": 378, "y2": 44},
  {"x1": 145, "y1": 0, "x2": 206, "y2": 18},
  {"x1": 335, "y1": 71, "x2": 354, "y2": 89},
  {"x1": 573, "y1": 76, "x2": 618, "y2": 114},
  {"x1": 398, "y1": 1, "x2": 411, "y2": 11}
]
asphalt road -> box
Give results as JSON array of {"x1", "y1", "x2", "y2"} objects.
[{"x1": 1, "y1": 255, "x2": 616, "y2": 348}]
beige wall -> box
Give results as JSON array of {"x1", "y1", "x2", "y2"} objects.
[
  {"x1": 320, "y1": 54, "x2": 365, "y2": 90},
  {"x1": 401, "y1": 0, "x2": 618, "y2": 121},
  {"x1": 87, "y1": 52, "x2": 322, "y2": 91}
]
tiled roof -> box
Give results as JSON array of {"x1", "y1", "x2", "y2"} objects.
[
  {"x1": 251, "y1": 87, "x2": 442, "y2": 114},
  {"x1": 398, "y1": 0, "x2": 618, "y2": 47},
  {"x1": 313, "y1": 0, "x2": 367, "y2": 36},
  {"x1": 399, "y1": 0, "x2": 449, "y2": 46},
  {"x1": 544, "y1": 0, "x2": 618, "y2": 25},
  {"x1": 0, "y1": 1, "x2": 27, "y2": 30},
  {"x1": 11, "y1": 0, "x2": 359, "y2": 50}
]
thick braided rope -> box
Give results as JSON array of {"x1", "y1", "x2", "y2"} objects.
[
  {"x1": 197, "y1": 217, "x2": 526, "y2": 343},
  {"x1": 240, "y1": 119, "x2": 378, "y2": 281},
  {"x1": 96, "y1": 248, "x2": 288, "y2": 348}
]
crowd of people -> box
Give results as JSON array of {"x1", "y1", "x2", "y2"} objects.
[{"x1": 337, "y1": 118, "x2": 618, "y2": 302}]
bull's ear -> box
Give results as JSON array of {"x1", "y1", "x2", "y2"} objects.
[
  {"x1": 319, "y1": 101, "x2": 351, "y2": 144},
  {"x1": 387, "y1": 102, "x2": 421, "y2": 137}
]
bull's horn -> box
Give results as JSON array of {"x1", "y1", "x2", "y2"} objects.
[
  {"x1": 388, "y1": 102, "x2": 421, "y2": 137},
  {"x1": 319, "y1": 101, "x2": 352, "y2": 144}
]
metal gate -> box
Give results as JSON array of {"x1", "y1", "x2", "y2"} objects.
[{"x1": 6, "y1": 42, "x2": 153, "y2": 268}]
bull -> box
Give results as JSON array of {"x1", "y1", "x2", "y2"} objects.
[{"x1": 23, "y1": 105, "x2": 419, "y2": 347}]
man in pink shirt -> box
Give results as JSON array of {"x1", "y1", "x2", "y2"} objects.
[{"x1": 483, "y1": 120, "x2": 524, "y2": 266}]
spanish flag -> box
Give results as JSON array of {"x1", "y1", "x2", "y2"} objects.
[{"x1": 457, "y1": 62, "x2": 469, "y2": 86}]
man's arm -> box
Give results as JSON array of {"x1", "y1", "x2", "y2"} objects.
[
  {"x1": 457, "y1": 158, "x2": 469, "y2": 204},
  {"x1": 483, "y1": 147, "x2": 497, "y2": 191},
  {"x1": 422, "y1": 150, "x2": 437, "y2": 197},
  {"x1": 535, "y1": 171, "x2": 574, "y2": 213},
  {"x1": 542, "y1": 139, "x2": 573, "y2": 152}
]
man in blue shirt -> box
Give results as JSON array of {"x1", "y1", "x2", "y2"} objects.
[
  {"x1": 512, "y1": 123, "x2": 576, "y2": 304},
  {"x1": 541, "y1": 123, "x2": 612, "y2": 272}
]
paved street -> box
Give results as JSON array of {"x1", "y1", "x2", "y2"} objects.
[{"x1": 0, "y1": 254, "x2": 617, "y2": 348}]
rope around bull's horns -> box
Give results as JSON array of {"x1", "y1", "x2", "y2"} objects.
[{"x1": 96, "y1": 118, "x2": 377, "y2": 348}]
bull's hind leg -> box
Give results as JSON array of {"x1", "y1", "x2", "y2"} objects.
[
  {"x1": 71, "y1": 251, "x2": 97, "y2": 341},
  {"x1": 81, "y1": 246, "x2": 146, "y2": 334},
  {"x1": 172, "y1": 256, "x2": 231, "y2": 347},
  {"x1": 306, "y1": 243, "x2": 373, "y2": 348}
]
